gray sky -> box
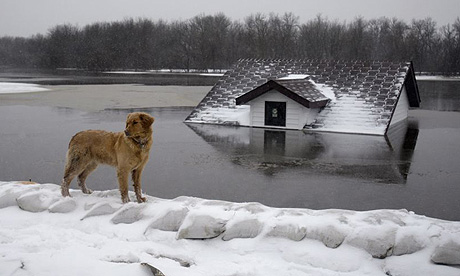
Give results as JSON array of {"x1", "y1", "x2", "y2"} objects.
[{"x1": 1, "y1": 0, "x2": 459, "y2": 37}]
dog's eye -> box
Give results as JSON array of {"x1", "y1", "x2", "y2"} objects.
[{"x1": 132, "y1": 121, "x2": 138, "y2": 125}]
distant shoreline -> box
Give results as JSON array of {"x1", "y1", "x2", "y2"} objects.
[{"x1": 0, "y1": 68, "x2": 221, "y2": 86}]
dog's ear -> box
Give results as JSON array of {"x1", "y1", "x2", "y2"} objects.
[{"x1": 139, "y1": 113, "x2": 154, "y2": 127}]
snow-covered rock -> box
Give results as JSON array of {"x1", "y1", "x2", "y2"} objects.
[
  {"x1": 146, "y1": 206, "x2": 189, "y2": 232},
  {"x1": 16, "y1": 189, "x2": 60, "y2": 212},
  {"x1": 222, "y1": 218, "x2": 263, "y2": 241},
  {"x1": 48, "y1": 197, "x2": 77, "y2": 213},
  {"x1": 111, "y1": 203, "x2": 145, "y2": 224},
  {"x1": 82, "y1": 202, "x2": 121, "y2": 220},
  {"x1": 346, "y1": 226, "x2": 397, "y2": 258},
  {"x1": 431, "y1": 240, "x2": 460, "y2": 265},
  {"x1": 306, "y1": 225, "x2": 346, "y2": 248},
  {"x1": 266, "y1": 223, "x2": 307, "y2": 241},
  {"x1": 176, "y1": 214, "x2": 226, "y2": 239},
  {"x1": 393, "y1": 228, "x2": 426, "y2": 256},
  {"x1": 0, "y1": 183, "x2": 39, "y2": 208}
]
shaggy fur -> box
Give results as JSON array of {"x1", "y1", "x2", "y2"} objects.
[{"x1": 61, "y1": 112, "x2": 154, "y2": 203}]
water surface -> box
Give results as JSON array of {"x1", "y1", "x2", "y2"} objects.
[{"x1": 1, "y1": 102, "x2": 459, "y2": 221}]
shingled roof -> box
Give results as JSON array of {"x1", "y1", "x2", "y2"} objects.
[
  {"x1": 236, "y1": 78, "x2": 330, "y2": 108},
  {"x1": 185, "y1": 59, "x2": 420, "y2": 135}
]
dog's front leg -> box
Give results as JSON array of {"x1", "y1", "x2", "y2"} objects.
[
  {"x1": 117, "y1": 168, "x2": 130, "y2": 203},
  {"x1": 132, "y1": 169, "x2": 146, "y2": 203}
]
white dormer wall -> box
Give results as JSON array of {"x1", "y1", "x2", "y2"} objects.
[
  {"x1": 389, "y1": 85, "x2": 410, "y2": 128},
  {"x1": 248, "y1": 89, "x2": 320, "y2": 130}
]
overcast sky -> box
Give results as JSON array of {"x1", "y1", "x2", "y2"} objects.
[{"x1": 1, "y1": 0, "x2": 459, "y2": 37}]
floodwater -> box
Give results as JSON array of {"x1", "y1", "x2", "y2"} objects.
[{"x1": 1, "y1": 80, "x2": 460, "y2": 221}]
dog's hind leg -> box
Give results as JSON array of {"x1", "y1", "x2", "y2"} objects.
[
  {"x1": 78, "y1": 161, "x2": 97, "y2": 194},
  {"x1": 61, "y1": 152, "x2": 86, "y2": 197},
  {"x1": 61, "y1": 176, "x2": 74, "y2": 197}
]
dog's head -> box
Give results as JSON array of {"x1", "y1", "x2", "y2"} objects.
[{"x1": 124, "y1": 112, "x2": 154, "y2": 139}]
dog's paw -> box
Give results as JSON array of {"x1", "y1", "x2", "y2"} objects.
[
  {"x1": 137, "y1": 196, "x2": 147, "y2": 203},
  {"x1": 82, "y1": 188, "x2": 93, "y2": 195},
  {"x1": 61, "y1": 188, "x2": 71, "y2": 197},
  {"x1": 121, "y1": 197, "x2": 131, "y2": 204}
]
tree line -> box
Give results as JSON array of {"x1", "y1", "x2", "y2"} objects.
[{"x1": 1, "y1": 13, "x2": 459, "y2": 73}]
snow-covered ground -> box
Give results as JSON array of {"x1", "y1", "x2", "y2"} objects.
[
  {"x1": 1, "y1": 181, "x2": 459, "y2": 276},
  {"x1": 0, "y1": 82, "x2": 49, "y2": 94}
]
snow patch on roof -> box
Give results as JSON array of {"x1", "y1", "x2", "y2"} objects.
[
  {"x1": 310, "y1": 79, "x2": 336, "y2": 102},
  {"x1": 276, "y1": 74, "x2": 309, "y2": 80}
]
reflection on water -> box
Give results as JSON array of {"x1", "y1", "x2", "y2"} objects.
[
  {"x1": 187, "y1": 121, "x2": 419, "y2": 183},
  {"x1": 418, "y1": 80, "x2": 460, "y2": 111}
]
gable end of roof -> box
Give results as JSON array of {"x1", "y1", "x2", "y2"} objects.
[
  {"x1": 405, "y1": 62, "x2": 421, "y2": 107},
  {"x1": 236, "y1": 80, "x2": 329, "y2": 108}
]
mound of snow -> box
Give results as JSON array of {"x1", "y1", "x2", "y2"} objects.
[
  {"x1": 1, "y1": 181, "x2": 460, "y2": 276},
  {"x1": 0, "y1": 82, "x2": 49, "y2": 94}
]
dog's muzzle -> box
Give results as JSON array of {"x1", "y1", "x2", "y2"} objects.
[{"x1": 124, "y1": 130, "x2": 131, "y2": 137}]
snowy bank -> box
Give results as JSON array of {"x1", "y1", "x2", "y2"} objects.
[
  {"x1": 1, "y1": 181, "x2": 459, "y2": 276},
  {"x1": 0, "y1": 82, "x2": 49, "y2": 94}
]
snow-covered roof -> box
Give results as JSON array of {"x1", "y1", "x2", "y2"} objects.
[
  {"x1": 236, "y1": 79, "x2": 330, "y2": 108},
  {"x1": 185, "y1": 59, "x2": 420, "y2": 135}
]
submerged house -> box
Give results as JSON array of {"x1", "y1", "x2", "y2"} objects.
[{"x1": 185, "y1": 59, "x2": 420, "y2": 135}]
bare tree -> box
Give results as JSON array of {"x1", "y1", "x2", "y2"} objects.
[{"x1": 1, "y1": 14, "x2": 459, "y2": 73}]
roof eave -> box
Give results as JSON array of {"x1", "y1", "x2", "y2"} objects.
[{"x1": 235, "y1": 80, "x2": 329, "y2": 108}]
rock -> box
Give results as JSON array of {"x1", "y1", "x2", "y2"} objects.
[
  {"x1": 431, "y1": 240, "x2": 460, "y2": 265},
  {"x1": 393, "y1": 231, "x2": 425, "y2": 256},
  {"x1": 306, "y1": 225, "x2": 345, "y2": 248},
  {"x1": 48, "y1": 197, "x2": 77, "y2": 213},
  {"x1": 177, "y1": 214, "x2": 226, "y2": 239},
  {"x1": 141, "y1": 263, "x2": 166, "y2": 276},
  {"x1": 346, "y1": 227, "x2": 396, "y2": 258},
  {"x1": 266, "y1": 223, "x2": 306, "y2": 241},
  {"x1": 146, "y1": 207, "x2": 189, "y2": 232},
  {"x1": 222, "y1": 218, "x2": 262, "y2": 241},
  {"x1": 16, "y1": 191, "x2": 59, "y2": 212},
  {"x1": 82, "y1": 202, "x2": 121, "y2": 220},
  {"x1": 111, "y1": 203, "x2": 144, "y2": 224},
  {"x1": 0, "y1": 184, "x2": 39, "y2": 209}
]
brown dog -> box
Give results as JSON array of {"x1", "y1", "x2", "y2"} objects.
[{"x1": 61, "y1": 112, "x2": 154, "y2": 203}]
